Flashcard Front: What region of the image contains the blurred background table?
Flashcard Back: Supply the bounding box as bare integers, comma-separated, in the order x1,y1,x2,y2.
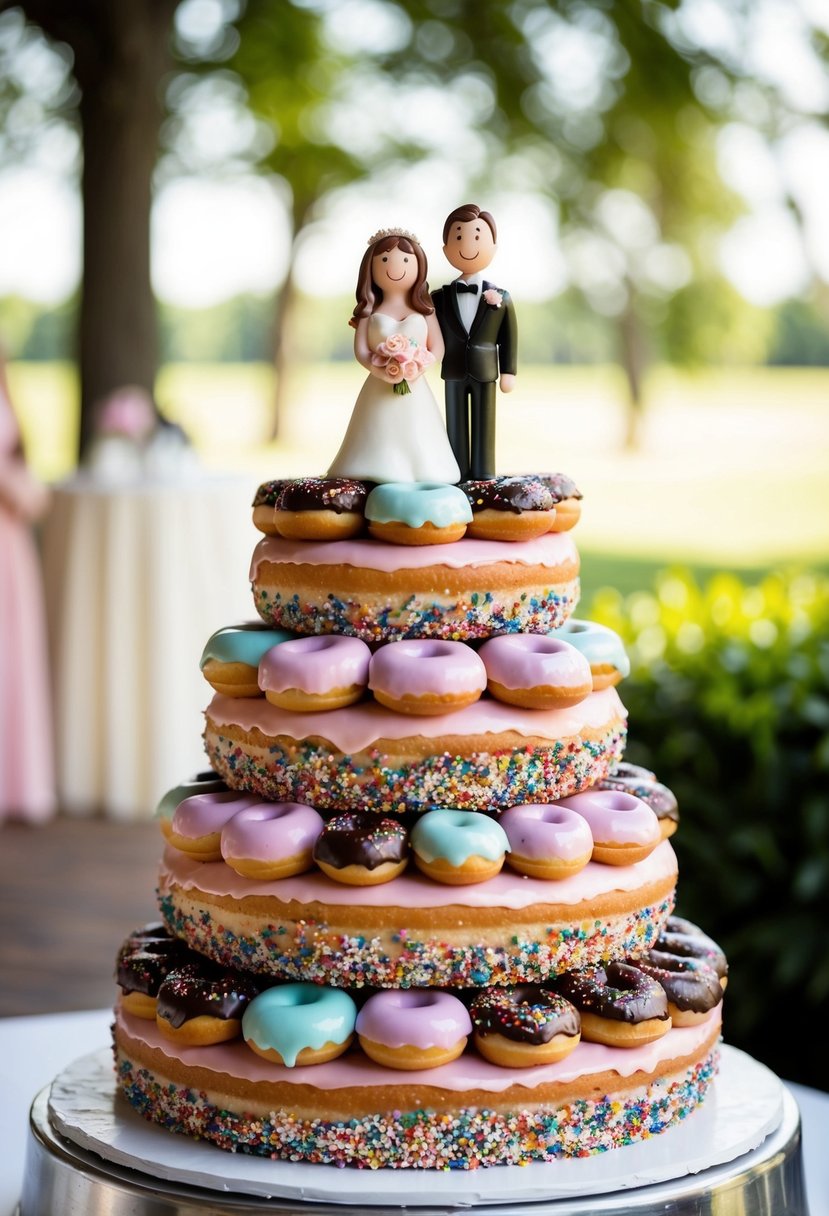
41,472,255,819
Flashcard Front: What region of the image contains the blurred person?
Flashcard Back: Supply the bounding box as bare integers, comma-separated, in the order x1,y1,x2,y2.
0,351,56,822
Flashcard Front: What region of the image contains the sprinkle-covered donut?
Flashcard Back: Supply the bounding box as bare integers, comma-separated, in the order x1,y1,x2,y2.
460,476,555,541
478,634,593,710
155,960,260,1046
365,481,472,545
169,790,262,862
200,622,295,698
220,801,324,881
549,619,630,690
155,771,227,841
368,639,487,716
258,634,372,712
312,812,409,886
356,990,472,1070
554,960,670,1048
274,477,370,541
410,809,510,885
628,952,724,1027
242,983,357,1066
116,924,192,1019
252,479,292,535
470,986,581,1067
534,472,583,532
559,789,661,866
655,915,729,986
599,762,679,840
499,803,594,881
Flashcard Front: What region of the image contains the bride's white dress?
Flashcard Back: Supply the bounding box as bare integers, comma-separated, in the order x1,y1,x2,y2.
327,312,461,484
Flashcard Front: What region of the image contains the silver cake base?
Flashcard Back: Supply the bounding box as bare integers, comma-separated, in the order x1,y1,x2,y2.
20,1046,809,1215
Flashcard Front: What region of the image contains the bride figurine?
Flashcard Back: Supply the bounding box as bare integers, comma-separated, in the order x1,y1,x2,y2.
327,228,461,484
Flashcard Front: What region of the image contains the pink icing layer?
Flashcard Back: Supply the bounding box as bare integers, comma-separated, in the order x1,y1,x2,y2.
206,686,626,754
220,802,324,864
172,792,263,840
479,635,592,692
559,790,661,847
258,635,371,696
117,1005,720,1093
369,640,487,700
355,990,473,1051
160,839,677,910
499,804,594,862
250,530,578,576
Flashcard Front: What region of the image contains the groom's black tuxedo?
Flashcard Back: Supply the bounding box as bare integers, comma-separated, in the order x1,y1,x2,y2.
431,279,517,481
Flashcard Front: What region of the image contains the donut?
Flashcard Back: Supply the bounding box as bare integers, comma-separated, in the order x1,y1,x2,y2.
628,953,724,1027
470,986,581,1067
368,639,487,716
356,990,472,1070
460,476,555,541
559,789,661,866
365,481,472,545
478,634,593,710
242,983,357,1066
116,923,191,1019
499,803,593,881
220,801,325,880
312,812,409,886
534,472,583,532
258,635,371,712
200,622,295,698
251,479,292,535
154,771,227,842
410,809,509,885
599,761,679,840
273,477,370,541
655,915,729,987
155,960,259,1046
549,619,630,690
554,961,671,1047
168,790,262,862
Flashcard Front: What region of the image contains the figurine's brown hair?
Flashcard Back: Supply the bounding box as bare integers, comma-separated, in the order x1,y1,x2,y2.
351,235,433,327
443,204,497,245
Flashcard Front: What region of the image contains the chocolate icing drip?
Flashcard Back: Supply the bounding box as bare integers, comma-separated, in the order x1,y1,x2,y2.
276,477,371,514
252,479,292,507
460,476,553,514
116,924,191,996
656,916,728,979
313,813,409,871
532,472,583,502
599,762,679,824
471,985,580,1045
633,953,724,1013
156,962,260,1029
554,961,669,1024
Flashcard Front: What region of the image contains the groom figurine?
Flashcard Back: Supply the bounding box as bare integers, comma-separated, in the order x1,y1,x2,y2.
432,203,517,481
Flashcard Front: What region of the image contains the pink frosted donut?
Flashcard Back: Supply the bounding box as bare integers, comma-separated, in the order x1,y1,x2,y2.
559,790,661,866
258,635,371,712
478,635,593,709
169,791,263,862
355,989,472,1070
500,804,594,881
368,639,487,716
221,801,325,881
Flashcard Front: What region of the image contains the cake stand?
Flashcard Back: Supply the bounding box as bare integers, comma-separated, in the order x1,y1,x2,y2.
19,1045,809,1215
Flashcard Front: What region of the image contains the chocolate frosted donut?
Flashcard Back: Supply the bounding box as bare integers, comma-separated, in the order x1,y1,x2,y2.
156,960,260,1045
655,915,728,983
629,953,724,1026
600,762,679,839
532,472,583,532
313,812,409,886
116,924,192,1017
471,985,581,1067
461,476,555,541
273,477,371,541
554,960,670,1047
252,479,293,535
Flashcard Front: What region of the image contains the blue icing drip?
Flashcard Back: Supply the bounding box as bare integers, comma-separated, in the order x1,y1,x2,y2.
200,624,295,669
549,618,630,677
411,809,510,865
365,482,472,529
241,983,357,1067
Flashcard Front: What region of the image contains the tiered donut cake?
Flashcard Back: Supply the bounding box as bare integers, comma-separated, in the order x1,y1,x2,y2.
113,474,725,1169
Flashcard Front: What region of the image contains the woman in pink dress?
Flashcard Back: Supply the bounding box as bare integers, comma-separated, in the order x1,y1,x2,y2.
0,355,56,821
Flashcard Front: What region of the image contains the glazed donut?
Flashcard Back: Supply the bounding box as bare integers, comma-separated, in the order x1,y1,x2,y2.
460,476,555,541
155,960,259,1046
168,790,262,862
252,479,292,535
534,472,583,532
654,915,729,987
410,809,509,885
478,634,593,710
312,812,409,886
499,803,594,881
365,481,472,545
628,953,724,1027
200,622,295,698
599,762,679,840
154,771,227,842
368,639,486,716
116,924,192,1019
242,983,357,1066
273,477,370,541
554,961,670,1048
220,801,324,881
258,634,371,712
549,619,630,690
470,986,581,1068
559,789,661,866
356,990,472,1070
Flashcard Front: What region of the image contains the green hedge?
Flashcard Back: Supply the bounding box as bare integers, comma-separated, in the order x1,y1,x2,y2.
588,569,829,1090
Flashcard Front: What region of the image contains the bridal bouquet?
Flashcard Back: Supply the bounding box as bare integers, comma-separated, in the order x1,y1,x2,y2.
371,332,436,395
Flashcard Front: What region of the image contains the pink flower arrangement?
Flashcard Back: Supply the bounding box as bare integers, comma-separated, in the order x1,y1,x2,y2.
371,333,436,395
483,288,503,308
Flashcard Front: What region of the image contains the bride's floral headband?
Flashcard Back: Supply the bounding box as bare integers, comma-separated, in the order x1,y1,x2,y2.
366,226,420,245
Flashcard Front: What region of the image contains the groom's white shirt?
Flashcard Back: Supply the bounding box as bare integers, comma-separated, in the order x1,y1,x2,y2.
454,271,485,332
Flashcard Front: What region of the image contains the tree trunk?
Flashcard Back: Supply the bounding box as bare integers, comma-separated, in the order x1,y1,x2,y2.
270,255,299,443
618,297,648,450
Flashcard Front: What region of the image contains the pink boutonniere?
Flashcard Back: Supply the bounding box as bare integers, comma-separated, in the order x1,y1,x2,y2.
483,288,503,308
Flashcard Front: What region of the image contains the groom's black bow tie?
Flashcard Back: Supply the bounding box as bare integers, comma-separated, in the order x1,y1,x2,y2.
455,281,479,294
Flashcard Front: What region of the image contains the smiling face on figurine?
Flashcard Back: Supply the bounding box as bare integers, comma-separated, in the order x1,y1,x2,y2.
372,245,419,293
443,218,497,276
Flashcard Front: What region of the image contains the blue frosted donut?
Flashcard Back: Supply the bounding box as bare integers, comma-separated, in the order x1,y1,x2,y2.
549,619,630,690
366,481,472,545
242,983,357,1067
200,622,295,697
410,809,510,885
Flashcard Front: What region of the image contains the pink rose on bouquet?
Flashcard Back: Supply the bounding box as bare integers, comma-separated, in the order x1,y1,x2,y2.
483,288,503,308
371,332,436,395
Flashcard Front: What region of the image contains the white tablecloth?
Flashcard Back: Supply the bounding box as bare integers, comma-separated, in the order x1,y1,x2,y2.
41,474,255,818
